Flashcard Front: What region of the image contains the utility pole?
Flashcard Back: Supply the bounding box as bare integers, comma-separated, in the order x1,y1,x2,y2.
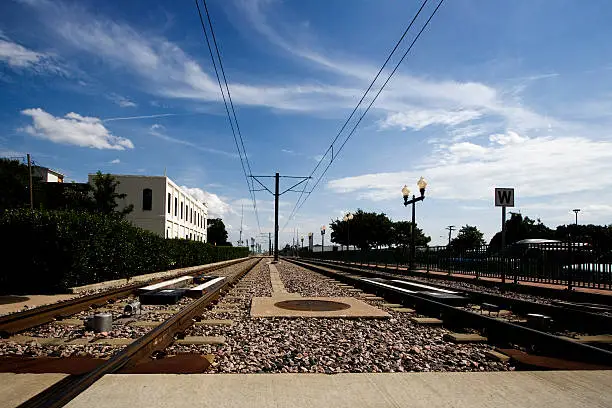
27,154,33,209
274,172,280,262
250,173,310,263
446,225,456,246
238,204,244,247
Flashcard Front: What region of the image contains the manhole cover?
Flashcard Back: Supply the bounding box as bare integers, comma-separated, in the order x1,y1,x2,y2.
274,300,351,312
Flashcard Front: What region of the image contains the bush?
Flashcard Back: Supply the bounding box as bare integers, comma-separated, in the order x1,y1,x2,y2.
0,209,248,294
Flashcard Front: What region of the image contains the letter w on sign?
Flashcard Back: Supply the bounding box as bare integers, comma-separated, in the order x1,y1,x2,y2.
495,188,514,207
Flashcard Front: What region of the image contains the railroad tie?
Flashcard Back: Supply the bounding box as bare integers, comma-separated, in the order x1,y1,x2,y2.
443,332,488,344
410,317,443,325
175,336,226,345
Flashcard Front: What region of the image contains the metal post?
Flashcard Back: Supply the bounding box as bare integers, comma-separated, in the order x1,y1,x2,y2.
567,238,573,291
410,195,416,271
27,154,33,210
269,232,272,256
321,232,324,254
273,172,279,262
501,206,506,284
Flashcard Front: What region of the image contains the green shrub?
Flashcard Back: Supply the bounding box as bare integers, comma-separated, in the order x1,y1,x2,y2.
0,209,248,294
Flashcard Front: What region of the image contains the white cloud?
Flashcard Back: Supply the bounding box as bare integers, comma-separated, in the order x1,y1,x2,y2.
107,93,137,108
110,158,120,164
327,130,612,203
0,37,62,73
380,109,483,131
20,108,134,150
181,186,232,217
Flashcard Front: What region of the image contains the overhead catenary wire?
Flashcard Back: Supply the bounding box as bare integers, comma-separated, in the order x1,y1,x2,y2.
194,0,262,232
283,0,445,230
285,0,430,227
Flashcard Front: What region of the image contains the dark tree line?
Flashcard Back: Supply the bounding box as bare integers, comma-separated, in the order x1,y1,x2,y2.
329,209,430,251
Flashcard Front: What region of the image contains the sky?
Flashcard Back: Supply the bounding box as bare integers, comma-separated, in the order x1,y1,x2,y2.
2,0,612,249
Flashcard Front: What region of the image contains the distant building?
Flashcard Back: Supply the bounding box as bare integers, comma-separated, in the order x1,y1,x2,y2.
88,174,207,241
32,166,64,183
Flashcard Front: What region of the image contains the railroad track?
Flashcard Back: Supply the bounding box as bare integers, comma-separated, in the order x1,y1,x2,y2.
0,257,249,337
300,258,612,334
286,258,612,367
13,257,261,408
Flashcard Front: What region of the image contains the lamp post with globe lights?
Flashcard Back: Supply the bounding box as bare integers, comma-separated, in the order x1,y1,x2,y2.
402,177,428,271
343,212,354,252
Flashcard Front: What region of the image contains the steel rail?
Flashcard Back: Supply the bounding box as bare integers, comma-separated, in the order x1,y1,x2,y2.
302,258,612,333
0,257,250,337
18,258,261,408
286,258,612,367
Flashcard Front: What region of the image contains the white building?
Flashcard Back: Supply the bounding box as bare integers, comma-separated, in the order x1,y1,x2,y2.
87,174,208,241
33,166,64,183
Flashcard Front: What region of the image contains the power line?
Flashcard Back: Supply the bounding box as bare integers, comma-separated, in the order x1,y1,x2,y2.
284,0,445,229
194,0,261,233
286,0,430,227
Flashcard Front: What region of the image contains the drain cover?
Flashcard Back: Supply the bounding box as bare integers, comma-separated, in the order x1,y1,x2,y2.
274,299,351,312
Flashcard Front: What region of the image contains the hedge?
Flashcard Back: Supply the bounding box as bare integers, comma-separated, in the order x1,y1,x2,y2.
0,209,248,294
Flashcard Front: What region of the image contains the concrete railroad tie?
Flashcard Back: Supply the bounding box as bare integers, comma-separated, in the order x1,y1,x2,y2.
175,336,226,345
410,317,443,325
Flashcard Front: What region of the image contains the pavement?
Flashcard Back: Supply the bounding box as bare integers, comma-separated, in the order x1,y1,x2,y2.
58,371,612,408
0,295,77,316
1,373,68,408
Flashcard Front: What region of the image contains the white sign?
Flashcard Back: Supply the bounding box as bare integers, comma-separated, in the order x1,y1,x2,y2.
495,188,514,207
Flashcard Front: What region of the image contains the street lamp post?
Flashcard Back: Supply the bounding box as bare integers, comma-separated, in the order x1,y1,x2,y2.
572,209,580,225
308,232,313,253
320,225,326,255
402,177,428,271
343,213,354,252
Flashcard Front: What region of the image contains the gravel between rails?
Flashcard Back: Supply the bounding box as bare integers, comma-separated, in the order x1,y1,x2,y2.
167,260,512,374
0,260,256,359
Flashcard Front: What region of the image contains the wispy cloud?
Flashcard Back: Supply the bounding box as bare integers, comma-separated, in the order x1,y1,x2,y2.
0,36,63,74
20,108,134,150
110,158,120,164
148,124,238,158
103,113,181,122
107,93,137,108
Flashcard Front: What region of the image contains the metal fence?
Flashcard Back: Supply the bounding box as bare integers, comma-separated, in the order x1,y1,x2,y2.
300,242,612,290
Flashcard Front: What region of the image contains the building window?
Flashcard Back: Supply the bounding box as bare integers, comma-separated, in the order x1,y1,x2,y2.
174,197,178,216
143,188,153,211
186,205,189,222
180,202,183,219
190,208,193,223
167,193,171,214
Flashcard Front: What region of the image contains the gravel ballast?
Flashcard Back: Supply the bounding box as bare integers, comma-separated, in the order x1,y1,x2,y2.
168,260,512,373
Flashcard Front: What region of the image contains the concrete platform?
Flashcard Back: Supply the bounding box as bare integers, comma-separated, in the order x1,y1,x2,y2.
0,295,76,316
63,371,612,408
1,373,68,408
250,296,390,318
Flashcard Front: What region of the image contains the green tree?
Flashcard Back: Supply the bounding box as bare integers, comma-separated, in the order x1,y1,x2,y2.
0,159,34,210
392,221,431,250
330,209,394,251
450,225,485,251
207,218,228,245
90,171,133,217
489,213,554,250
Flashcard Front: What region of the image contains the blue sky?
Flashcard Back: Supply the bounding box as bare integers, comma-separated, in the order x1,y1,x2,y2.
2,0,612,248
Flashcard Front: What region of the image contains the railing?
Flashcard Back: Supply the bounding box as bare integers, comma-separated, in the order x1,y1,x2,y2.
300,243,612,290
